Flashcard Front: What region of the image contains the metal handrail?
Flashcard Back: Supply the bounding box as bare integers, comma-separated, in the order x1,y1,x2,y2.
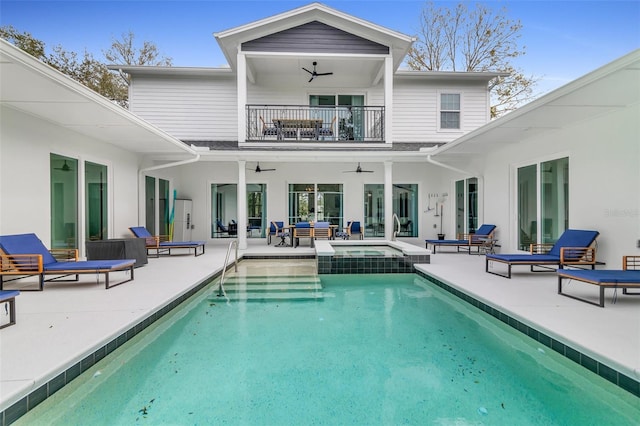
217,239,238,297
392,213,401,241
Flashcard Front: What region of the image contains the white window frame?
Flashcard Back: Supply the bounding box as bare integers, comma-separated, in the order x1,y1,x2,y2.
438,91,462,132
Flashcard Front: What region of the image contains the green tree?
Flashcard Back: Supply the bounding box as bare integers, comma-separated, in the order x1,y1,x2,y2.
0,26,171,108
407,2,538,117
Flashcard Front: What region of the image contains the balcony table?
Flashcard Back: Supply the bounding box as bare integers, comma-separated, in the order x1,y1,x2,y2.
273,118,323,140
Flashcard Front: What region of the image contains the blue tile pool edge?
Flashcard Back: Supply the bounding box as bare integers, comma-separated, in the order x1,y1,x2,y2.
414,269,640,399
0,264,235,426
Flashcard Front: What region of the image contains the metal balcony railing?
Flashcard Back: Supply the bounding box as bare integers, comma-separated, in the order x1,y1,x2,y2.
246,105,384,142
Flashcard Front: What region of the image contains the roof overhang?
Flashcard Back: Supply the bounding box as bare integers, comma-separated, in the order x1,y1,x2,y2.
429,49,640,164
214,2,415,73
0,39,196,156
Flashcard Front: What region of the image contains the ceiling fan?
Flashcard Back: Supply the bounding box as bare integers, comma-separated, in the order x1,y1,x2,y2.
54,160,73,172
302,61,333,82
343,163,374,173
250,162,276,173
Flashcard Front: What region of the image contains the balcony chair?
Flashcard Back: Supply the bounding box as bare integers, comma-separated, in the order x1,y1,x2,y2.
293,222,313,248
486,229,599,278
129,226,205,257
259,116,278,139
426,224,496,254
0,233,135,291
557,255,640,307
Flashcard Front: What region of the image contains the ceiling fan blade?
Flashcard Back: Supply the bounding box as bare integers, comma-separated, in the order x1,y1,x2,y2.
302,67,313,75
316,72,333,76
261,168,276,172
308,76,314,82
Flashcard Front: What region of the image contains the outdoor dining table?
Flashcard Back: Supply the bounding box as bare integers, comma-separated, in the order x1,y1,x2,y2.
273,118,323,140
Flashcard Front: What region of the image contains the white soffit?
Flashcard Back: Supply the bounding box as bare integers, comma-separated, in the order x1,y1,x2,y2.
0,40,195,156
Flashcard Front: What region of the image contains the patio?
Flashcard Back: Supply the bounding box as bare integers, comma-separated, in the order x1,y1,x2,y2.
1,239,638,421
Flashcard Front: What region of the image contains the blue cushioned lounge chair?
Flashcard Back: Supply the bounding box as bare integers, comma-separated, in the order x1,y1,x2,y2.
486,229,599,279
557,255,640,307
337,221,364,240
0,233,135,291
426,224,496,254
129,226,205,258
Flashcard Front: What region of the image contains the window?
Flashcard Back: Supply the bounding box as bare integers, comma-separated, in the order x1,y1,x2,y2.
393,184,418,237
517,157,569,250
211,184,238,238
247,184,267,238
145,176,170,236
440,93,460,129
364,184,384,238
288,183,343,227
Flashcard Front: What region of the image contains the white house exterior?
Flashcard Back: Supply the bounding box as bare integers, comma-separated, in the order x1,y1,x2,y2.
1,2,639,267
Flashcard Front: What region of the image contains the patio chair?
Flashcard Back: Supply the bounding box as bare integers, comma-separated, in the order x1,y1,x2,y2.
260,116,278,139
268,221,289,245
313,222,331,240
0,233,135,291
426,224,496,254
129,226,205,258
485,229,599,279
293,222,313,248
557,255,640,307
336,221,363,240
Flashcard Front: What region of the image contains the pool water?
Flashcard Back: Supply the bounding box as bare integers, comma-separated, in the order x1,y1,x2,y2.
17,273,639,425
331,244,402,257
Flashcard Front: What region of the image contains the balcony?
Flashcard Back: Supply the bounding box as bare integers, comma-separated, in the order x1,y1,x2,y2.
246,105,384,143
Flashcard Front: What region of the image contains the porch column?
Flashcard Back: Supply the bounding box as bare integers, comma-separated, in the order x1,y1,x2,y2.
384,56,393,144
237,52,247,143
384,161,393,240
237,160,247,250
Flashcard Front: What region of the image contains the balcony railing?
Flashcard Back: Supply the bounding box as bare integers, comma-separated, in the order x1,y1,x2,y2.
246,105,384,142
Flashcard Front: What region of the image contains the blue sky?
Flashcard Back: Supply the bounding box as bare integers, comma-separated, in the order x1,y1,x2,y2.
1,0,639,96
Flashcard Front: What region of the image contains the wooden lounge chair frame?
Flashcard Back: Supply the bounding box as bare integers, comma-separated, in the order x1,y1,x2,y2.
485,229,599,278
0,290,19,329
0,234,135,291
557,256,640,307
426,224,496,254
129,227,205,258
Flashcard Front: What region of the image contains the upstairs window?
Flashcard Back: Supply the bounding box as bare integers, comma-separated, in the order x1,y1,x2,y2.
440,93,461,129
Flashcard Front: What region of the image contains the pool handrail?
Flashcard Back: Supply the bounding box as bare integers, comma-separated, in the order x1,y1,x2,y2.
392,213,401,241
217,239,238,298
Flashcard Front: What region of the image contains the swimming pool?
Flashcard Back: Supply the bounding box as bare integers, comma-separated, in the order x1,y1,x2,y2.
15,271,640,425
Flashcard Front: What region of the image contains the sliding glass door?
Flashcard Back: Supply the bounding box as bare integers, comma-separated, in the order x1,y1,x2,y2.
211,184,238,238
364,184,384,238
393,184,418,237
85,161,108,241
288,183,343,226
50,154,78,249
247,184,266,238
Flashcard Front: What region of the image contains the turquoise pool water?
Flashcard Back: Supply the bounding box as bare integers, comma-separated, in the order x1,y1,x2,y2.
17,274,639,425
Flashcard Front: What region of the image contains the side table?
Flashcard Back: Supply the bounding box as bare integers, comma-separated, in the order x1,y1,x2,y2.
86,238,148,267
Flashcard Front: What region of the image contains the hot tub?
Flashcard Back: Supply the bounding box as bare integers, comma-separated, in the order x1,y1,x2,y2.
315,240,430,274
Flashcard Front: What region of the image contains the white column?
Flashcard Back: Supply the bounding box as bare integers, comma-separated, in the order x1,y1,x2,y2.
237,160,247,249
384,161,393,240
237,52,247,143
384,56,393,144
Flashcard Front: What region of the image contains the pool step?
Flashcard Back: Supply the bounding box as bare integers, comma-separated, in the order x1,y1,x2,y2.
213,275,326,302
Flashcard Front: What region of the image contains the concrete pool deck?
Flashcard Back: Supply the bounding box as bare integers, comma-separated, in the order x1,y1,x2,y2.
1,238,638,419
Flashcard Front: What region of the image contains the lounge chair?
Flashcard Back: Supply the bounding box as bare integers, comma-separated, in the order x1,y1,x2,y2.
557,255,640,307
0,290,19,328
129,226,205,258
0,233,135,291
293,222,313,248
485,229,599,278
426,224,497,254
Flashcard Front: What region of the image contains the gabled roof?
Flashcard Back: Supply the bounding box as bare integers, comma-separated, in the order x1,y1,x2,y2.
0,39,196,156
214,2,415,72
430,48,640,163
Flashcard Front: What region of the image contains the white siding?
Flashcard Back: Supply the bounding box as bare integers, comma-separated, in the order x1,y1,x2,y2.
130,74,237,141
392,79,489,143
